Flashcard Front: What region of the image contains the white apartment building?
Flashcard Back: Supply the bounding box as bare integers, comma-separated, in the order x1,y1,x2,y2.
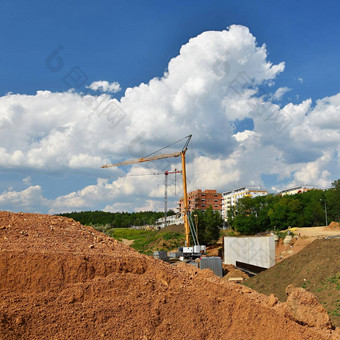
278,185,316,196
155,214,184,229
222,186,268,221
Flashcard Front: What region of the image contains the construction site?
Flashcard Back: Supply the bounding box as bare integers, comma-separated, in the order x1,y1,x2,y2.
2,0,340,338
1,134,340,339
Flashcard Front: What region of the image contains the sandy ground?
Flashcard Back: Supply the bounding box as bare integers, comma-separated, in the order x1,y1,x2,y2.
121,238,134,246
275,225,340,262
295,226,340,238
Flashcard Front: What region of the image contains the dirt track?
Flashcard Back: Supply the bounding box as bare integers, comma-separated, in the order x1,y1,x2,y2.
295,226,340,238
0,212,338,339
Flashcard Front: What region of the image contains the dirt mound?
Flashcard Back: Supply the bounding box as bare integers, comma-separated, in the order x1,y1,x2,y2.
206,244,223,257
0,212,337,339
222,264,249,281
161,223,185,233
275,236,316,262
282,285,332,329
245,238,340,328
224,269,249,281
327,221,340,230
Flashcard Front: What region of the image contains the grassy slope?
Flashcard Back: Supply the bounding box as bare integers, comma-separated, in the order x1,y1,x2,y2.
98,227,185,255
244,238,340,327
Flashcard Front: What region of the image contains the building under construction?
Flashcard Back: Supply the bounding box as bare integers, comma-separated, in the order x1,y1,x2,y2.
178,189,222,215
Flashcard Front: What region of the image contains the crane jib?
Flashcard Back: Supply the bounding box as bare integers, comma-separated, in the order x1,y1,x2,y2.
101,135,192,246
101,151,182,168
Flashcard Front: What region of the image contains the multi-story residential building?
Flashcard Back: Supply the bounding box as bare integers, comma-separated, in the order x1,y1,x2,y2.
155,214,184,229
222,186,268,221
178,189,222,215
278,185,316,196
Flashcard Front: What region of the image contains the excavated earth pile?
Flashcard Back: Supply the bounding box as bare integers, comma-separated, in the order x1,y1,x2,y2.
0,212,338,339
245,237,340,328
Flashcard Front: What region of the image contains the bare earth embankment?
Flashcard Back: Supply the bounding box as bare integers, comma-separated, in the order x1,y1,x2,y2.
0,212,338,339
246,237,340,328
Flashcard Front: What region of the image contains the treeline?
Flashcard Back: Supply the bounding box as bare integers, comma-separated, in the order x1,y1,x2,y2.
58,210,176,228
228,180,340,234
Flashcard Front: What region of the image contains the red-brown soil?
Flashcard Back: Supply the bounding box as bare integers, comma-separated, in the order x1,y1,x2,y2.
0,212,338,339
222,265,250,281
327,222,340,230
283,285,332,329
245,237,340,328
275,236,315,262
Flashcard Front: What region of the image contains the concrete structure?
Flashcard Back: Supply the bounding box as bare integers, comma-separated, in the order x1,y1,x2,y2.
155,215,183,229
178,189,222,215
222,186,268,221
153,251,168,260
199,257,223,277
224,236,275,272
278,185,316,196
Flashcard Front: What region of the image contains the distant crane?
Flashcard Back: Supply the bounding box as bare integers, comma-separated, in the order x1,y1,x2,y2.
102,135,192,246
163,169,182,228
112,169,182,228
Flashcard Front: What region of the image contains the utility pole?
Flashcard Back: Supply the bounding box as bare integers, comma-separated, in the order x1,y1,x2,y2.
320,199,328,226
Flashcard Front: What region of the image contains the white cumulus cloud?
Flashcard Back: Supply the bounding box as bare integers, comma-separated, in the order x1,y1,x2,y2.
0,185,49,212
272,87,291,100
87,81,121,93
0,25,339,213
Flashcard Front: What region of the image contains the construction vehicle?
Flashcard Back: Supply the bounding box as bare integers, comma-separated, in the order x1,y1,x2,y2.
101,135,206,259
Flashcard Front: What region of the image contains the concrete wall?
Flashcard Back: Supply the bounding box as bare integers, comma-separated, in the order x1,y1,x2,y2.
224,236,275,269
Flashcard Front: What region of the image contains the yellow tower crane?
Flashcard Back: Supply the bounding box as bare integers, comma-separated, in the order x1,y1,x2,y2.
101,135,192,246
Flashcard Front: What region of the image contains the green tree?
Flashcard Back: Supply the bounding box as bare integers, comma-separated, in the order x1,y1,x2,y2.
268,196,291,229
192,206,223,245
286,198,303,226
231,196,261,234
300,190,324,226
225,181,340,233
58,210,166,228
227,205,236,228
325,180,340,222
253,195,273,230
233,214,257,234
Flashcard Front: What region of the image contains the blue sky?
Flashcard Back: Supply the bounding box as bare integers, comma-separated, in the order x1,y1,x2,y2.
0,0,340,214
2,1,339,100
